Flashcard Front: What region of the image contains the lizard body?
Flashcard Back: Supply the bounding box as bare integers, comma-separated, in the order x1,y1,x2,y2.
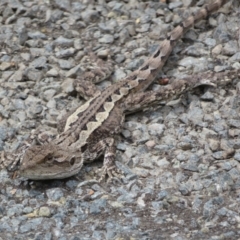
1,0,232,180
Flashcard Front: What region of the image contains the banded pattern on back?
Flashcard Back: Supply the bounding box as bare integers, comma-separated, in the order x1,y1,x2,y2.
2,0,230,181
57,0,228,148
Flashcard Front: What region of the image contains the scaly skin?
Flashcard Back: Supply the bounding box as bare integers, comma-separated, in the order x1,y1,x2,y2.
1,0,230,181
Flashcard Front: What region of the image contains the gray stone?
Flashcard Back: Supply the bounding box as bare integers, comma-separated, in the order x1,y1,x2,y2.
203,197,224,219
222,40,238,56
89,199,107,214
204,38,216,47
46,68,59,77
55,48,76,58
61,78,75,93
19,218,43,233
28,31,47,39
228,119,240,128
30,56,47,69
212,150,235,160
17,26,28,45
8,70,23,82
0,62,13,71
200,91,214,101
46,188,64,201
99,34,114,44
66,64,81,77
181,163,199,172
81,10,99,22
148,123,165,136
54,36,73,48
58,59,75,70
54,0,70,11
24,68,42,81
169,2,183,9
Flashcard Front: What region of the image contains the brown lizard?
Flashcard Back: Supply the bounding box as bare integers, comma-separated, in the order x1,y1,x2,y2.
1,0,235,181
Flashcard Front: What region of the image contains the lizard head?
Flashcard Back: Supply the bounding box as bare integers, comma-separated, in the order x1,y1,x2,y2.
19,144,83,180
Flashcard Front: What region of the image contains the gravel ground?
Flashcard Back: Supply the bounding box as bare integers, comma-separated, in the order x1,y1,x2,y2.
1,0,240,239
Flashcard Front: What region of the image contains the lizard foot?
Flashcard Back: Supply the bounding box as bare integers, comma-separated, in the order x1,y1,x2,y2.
96,165,123,183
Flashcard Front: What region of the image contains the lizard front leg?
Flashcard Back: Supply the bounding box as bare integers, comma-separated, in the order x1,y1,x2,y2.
74,51,114,100
83,137,122,182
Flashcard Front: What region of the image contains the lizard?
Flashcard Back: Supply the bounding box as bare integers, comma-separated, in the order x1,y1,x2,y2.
1,0,235,181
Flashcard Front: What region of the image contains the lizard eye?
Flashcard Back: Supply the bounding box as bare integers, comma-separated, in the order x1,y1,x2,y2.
70,157,75,166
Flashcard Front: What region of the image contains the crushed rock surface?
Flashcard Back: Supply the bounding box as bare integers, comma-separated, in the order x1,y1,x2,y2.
1,0,240,239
